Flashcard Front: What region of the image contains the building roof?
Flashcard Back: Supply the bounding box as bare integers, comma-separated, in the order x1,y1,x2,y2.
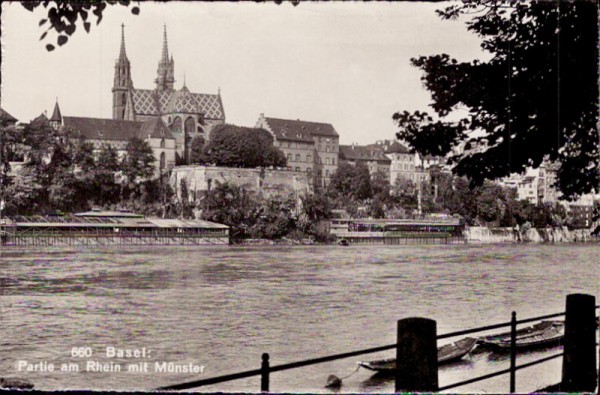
131,87,224,119
140,116,175,139
0,107,18,125
264,117,338,142
63,116,174,142
339,145,391,163
50,101,62,122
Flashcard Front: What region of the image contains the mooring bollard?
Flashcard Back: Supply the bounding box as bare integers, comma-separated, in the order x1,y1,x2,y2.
261,352,270,392
509,311,517,393
395,317,438,392
561,293,597,392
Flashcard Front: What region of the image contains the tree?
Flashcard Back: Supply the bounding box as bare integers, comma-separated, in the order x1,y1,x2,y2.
391,177,417,210
189,135,206,165
249,193,297,239
21,1,141,52
201,182,261,238
394,1,598,200
121,138,155,196
92,144,121,206
328,162,372,202
201,124,287,168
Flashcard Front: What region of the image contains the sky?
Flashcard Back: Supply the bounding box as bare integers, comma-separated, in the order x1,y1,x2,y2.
1,1,488,145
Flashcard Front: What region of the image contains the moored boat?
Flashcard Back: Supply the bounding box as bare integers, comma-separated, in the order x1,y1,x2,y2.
358,337,477,372
478,321,565,350
338,238,349,246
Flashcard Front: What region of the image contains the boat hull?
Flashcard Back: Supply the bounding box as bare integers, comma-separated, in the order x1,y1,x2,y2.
358,337,477,372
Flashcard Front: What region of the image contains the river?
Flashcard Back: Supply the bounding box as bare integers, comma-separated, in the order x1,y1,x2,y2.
0,244,598,392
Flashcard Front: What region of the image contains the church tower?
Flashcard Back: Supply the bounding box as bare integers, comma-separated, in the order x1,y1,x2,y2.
155,25,175,91
112,24,132,120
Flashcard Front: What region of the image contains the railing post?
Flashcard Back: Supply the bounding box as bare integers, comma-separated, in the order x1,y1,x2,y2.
395,317,438,392
261,353,270,392
561,293,596,392
509,311,517,393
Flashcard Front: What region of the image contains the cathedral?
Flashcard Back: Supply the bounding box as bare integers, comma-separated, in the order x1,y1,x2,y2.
111,24,225,164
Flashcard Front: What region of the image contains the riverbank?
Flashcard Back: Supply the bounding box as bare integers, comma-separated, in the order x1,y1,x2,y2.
465,226,595,244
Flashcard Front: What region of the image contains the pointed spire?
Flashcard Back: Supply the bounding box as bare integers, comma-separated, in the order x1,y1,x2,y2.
161,24,169,63
183,72,186,88
50,98,62,122
119,23,127,60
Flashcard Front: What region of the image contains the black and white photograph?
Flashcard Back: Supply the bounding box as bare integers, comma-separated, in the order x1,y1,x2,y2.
0,0,598,393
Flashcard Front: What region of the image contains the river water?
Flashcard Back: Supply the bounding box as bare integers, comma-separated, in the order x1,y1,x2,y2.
0,244,598,392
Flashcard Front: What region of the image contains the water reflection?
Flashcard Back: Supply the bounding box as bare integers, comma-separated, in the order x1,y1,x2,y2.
0,244,597,392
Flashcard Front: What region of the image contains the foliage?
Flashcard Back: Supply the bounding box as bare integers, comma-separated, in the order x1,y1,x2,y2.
120,137,156,197
21,1,142,51
201,124,287,168
200,182,261,238
189,135,206,165
249,194,297,239
328,162,372,201
394,1,598,200
391,177,417,210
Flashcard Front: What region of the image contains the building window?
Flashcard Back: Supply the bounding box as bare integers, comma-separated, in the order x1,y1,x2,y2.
287,154,292,161
160,152,166,169
295,167,301,172
307,167,312,174
295,154,300,161
307,154,312,162
171,116,182,133
325,170,329,177
326,158,330,165
326,146,330,153
160,139,165,148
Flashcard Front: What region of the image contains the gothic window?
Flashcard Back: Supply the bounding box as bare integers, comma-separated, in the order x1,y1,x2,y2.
185,117,195,136
160,139,165,148
160,152,166,169
172,116,182,133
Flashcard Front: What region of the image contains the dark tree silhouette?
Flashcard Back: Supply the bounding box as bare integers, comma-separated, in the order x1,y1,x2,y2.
394,1,598,200
21,1,142,51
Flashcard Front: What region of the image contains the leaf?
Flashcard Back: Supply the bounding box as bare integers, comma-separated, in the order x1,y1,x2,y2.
40,31,48,40
39,18,47,26
131,6,140,15
65,24,76,36
57,35,68,46
46,44,55,52
84,22,91,33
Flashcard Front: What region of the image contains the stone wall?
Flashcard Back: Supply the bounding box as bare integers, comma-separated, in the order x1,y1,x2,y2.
170,165,311,200
465,226,594,244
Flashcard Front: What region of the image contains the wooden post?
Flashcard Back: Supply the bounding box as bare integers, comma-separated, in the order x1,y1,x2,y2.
509,311,517,393
561,293,596,392
261,353,270,392
395,317,438,392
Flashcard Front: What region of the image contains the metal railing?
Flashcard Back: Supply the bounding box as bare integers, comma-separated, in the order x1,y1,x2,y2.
156,299,598,393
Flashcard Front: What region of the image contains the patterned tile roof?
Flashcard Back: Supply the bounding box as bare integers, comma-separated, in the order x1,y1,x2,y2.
63,116,174,142
131,88,224,120
264,117,338,142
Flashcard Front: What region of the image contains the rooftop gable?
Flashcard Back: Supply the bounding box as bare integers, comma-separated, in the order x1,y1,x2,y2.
62,116,165,142
264,117,339,142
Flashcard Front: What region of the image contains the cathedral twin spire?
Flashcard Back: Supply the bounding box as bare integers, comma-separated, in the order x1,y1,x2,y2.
156,24,175,91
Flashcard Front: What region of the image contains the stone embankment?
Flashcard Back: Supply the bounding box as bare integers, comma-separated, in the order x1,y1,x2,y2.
464,226,594,244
